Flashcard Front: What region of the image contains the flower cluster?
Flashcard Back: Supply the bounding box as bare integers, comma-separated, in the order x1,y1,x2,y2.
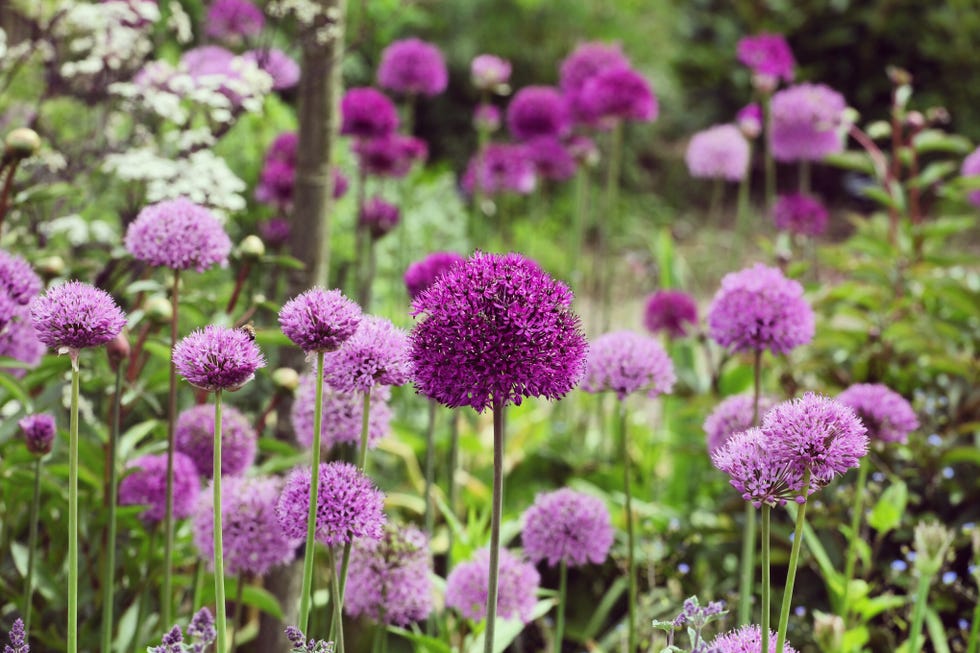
462,143,536,196
710,625,798,652
243,48,300,91
3,618,27,653
471,54,511,93
525,136,577,181
703,393,776,456
573,65,657,128
119,452,200,524
960,146,980,207
0,305,44,377
772,193,829,236
278,288,362,354
175,404,257,478
522,488,613,567
359,197,400,239
643,290,698,338
352,134,427,178
445,548,540,622
559,42,630,124
148,608,216,653
403,251,464,300
770,83,847,162
506,86,569,141
711,428,802,507
837,383,919,443
736,103,763,139
284,627,334,653
291,372,392,452
125,198,232,272
581,330,675,400
322,316,411,393
685,124,750,182
736,33,795,87
205,0,265,43
173,325,266,392
0,250,41,330
19,413,56,456
30,281,127,353
341,88,399,139
377,38,448,96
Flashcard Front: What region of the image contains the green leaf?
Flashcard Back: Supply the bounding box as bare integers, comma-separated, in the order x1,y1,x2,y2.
912,129,972,155
388,627,453,653
467,598,557,653
867,480,907,535
198,577,284,619
823,151,877,175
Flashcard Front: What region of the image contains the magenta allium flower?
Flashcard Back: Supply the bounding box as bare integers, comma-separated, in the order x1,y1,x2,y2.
30,281,127,353
522,488,613,567
175,404,257,478
770,83,847,162
265,131,298,165
291,373,392,452
259,218,291,248
410,251,588,412
125,198,232,272
344,524,434,625
560,42,631,123
643,290,698,339
377,38,448,97
404,251,465,300
119,452,200,524
712,428,802,507
322,316,411,393
278,288,362,354
473,104,502,133
772,193,829,236
960,146,980,207
736,34,795,85
837,383,919,444
471,54,511,93
737,103,763,139
703,393,776,456
359,197,400,239
707,263,814,355
255,159,294,207
525,136,577,181
193,475,297,577
0,249,41,311
461,143,537,196
276,462,386,546
20,413,56,456
242,48,299,90
332,167,350,198
353,134,428,178
172,325,266,392
711,625,798,653
576,66,657,128
685,124,750,182
581,330,675,401
205,0,264,41
341,88,399,139
445,548,540,623
0,305,45,377
506,86,570,141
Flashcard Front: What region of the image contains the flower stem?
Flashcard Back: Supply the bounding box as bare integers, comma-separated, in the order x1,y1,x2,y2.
448,409,460,569
100,366,123,653
709,177,724,225
68,353,80,653
738,504,756,627
163,268,180,629
776,473,811,653
763,92,776,214
213,390,228,653
907,570,932,653
424,399,437,538
484,399,506,653
357,386,372,472
231,573,245,653
736,149,752,235
618,401,636,653
554,560,568,653
23,456,41,634
761,505,771,653
298,350,326,632
571,167,589,289
328,547,346,653
966,592,980,653
841,458,870,618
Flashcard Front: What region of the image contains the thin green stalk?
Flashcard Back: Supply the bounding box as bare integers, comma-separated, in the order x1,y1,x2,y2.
101,366,123,653
213,390,228,653
424,399,437,538
163,268,180,629
448,409,460,569
298,350,326,632
192,559,204,610
354,167,368,304
571,168,589,288
68,353,80,653
738,505,756,626
775,473,811,653
599,122,623,333
761,505,771,653
135,528,159,651
231,573,245,653
23,457,41,634
618,401,636,653
328,547,346,653
966,593,980,653
907,571,933,653
751,349,762,426
357,387,372,472
763,92,776,213
484,399,506,653
841,459,870,617
554,560,568,653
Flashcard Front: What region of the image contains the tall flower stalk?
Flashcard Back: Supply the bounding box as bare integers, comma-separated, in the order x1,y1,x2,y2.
162,268,179,627
212,390,228,653
19,413,55,635
101,362,124,652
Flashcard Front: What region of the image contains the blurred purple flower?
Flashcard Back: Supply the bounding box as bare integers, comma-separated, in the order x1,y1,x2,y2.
704,393,776,456
461,143,536,196
506,86,570,141
575,66,657,128
359,197,400,239
205,0,264,42
0,304,44,377
837,383,919,443
445,548,540,622
581,330,675,400
278,287,362,354
119,452,200,524
685,124,750,181
242,48,299,90
20,413,56,456
341,87,399,139
353,134,427,178
471,54,511,93
126,198,232,271
960,146,980,206
172,325,266,392
771,83,847,162
524,136,576,181
560,42,630,123
259,218,291,248
643,290,698,338
772,193,829,236
404,251,465,300
736,34,795,87
30,281,127,353
0,249,41,310
522,488,613,567
473,103,502,133
377,38,448,96
175,404,257,478
737,103,763,139
291,371,392,452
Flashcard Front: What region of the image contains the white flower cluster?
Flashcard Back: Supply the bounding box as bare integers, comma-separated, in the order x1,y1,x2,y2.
166,0,193,44
267,0,342,43
54,0,160,79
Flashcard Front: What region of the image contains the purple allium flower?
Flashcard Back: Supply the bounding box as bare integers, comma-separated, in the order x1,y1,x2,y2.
770,83,847,162
643,290,698,339
265,131,298,165
332,167,349,199
30,281,127,353
278,288,362,354
706,263,814,355
567,135,600,166
175,404,257,478
255,159,295,207
193,475,297,577
772,193,829,236
172,325,266,392
341,88,399,139
837,383,919,444
575,66,657,128
704,393,777,456
461,143,537,196
445,548,540,623
410,251,588,412
737,103,763,139
353,134,428,178
119,452,200,524
377,38,448,97
522,488,613,567
125,198,232,272
685,124,750,182
359,197,400,239
4,618,28,653
580,330,675,401
736,34,795,86
322,316,411,393
0,249,41,309
710,624,799,653
291,371,392,452
242,48,299,90
0,304,45,378
471,54,511,93
473,104,502,133
404,251,465,300
205,0,265,41
960,146,980,207
525,136,577,181
19,413,56,456
344,524,434,625
506,86,570,141
276,461,386,546
560,42,631,123
259,218,291,248
712,428,802,507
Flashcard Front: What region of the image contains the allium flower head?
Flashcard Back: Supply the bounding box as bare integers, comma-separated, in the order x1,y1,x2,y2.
471,54,511,93
0,249,41,309
377,38,448,97
353,134,427,178
119,452,200,523
772,193,829,236
243,48,300,90
461,144,536,196
175,404,257,477
704,393,776,456
506,86,570,141
960,146,980,207
685,124,750,181
125,198,232,272
341,88,399,139
410,251,588,412
205,0,265,42
707,263,814,355
278,288,362,353
737,103,763,139
712,428,802,507
736,34,796,85
560,42,630,123
20,412,56,456
770,83,847,162
445,548,540,622
359,197,400,239
323,316,411,392
473,104,502,133
643,290,698,338
265,131,298,165
581,330,675,400
522,488,613,567
837,383,918,444
576,66,657,127
711,624,798,652
291,371,392,452
255,159,294,207
259,218,291,248
30,281,127,353
172,325,266,392
404,252,465,300
0,304,44,377
525,136,577,181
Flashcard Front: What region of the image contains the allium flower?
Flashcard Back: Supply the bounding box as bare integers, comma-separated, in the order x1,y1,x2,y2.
278,288,362,354
461,143,536,196
506,86,570,141
575,66,657,127
770,83,847,162
580,330,675,401
149,608,216,653
322,316,411,392
259,218,291,248
707,263,814,355
560,42,630,122
712,428,802,507
179,45,270,108
125,198,232,272
445,548,540,622
119,452,200,523
344,524,434,625
359,197,400,239
737,103,763,139
471,54,511,93
474,104,502,133
255,159,294,207
837,383,918,444
172,325,266,392
291,373,392,451
960,146,980,207
525,136,577,181
685,124,750,181
711,624,798,652
193,475,297,577
276,462,386,545
736,34,795,86
265,131,298,165
20,412,56,456
0,249,41,311
175,404,257,477
377,38,448,97
205,0,265,42
404,251,465,300
353,134,427,178
0,305,45,377
30,281,127,353
643,290,698,338
341,88,399,139
332,167,350,198
522,488,613,567
410,251,588,412
242,48,299,90
772,193,829,236
703,393,776,456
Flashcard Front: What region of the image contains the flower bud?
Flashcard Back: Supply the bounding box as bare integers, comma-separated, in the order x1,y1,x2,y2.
20,413,56,456
35,255,65,279
239,234,266,260
4,128,41,159
145,296,174,324
106,331,131,371
272,367,300,392
913,520,954,576
813,611,844,651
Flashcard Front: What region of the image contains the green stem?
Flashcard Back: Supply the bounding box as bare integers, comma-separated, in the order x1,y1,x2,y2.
328,548,346,653
841,459,870,618
761,505,771,653
966,591,980,653
484,399,506,653
907,571,932,653
68,353,80,653
298,350,326,632
599,122,623,334
135,528,159,651
618,401,636,653
738,504,756,626
763,92,776,214
163,268,180,629
775,473,811,653
752,349,762,426
23,457,41,634
192,559,204,610
101,366,123,653
357,387,372,472
447,409,460,570
554,560,567,653
213,390,228,653
571,168,589,288
424,400,437,538
231,573,244,653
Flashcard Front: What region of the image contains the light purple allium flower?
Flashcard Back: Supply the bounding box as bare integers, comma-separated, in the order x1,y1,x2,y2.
4,618,28,653
353,134,428,178
377,38,448,97
193,475,297,577
175,404,257,478
0,249,41,316
580,330,675,401
473,103,502,133
344,524,434,625
445,548,540,623
560,42,631,123
259,218,291,248
172,325,266,392
359,197,400,239
404,251,465,300
710,624,799,652
525,136,577,181
243,48,300,90
772,193,829,236
30,281,127,353
278,288,362,354
706,263,814,355
179,45,262,107
125,198,232,272
576,66,657,128
837,383,919,444
712,428,802,507
205,0,264,41
770,83,847,162
341,88,399,139
685,124,750,181
471,54,511,93
410,251,588,412
461,143,537,196
275,461,386,545
0,305,45,377
703,393,777,456
506,86,570,141
119,452,200,524
643,290,698,339
522,488,613,567
20,412,56,456
291,372,392,452
737,103,763,139
960,146,980,207
322,316,411,393
736,34,795,86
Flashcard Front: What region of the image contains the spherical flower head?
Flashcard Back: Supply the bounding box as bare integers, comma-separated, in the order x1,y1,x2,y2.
576,65,657,128
770,83,847,162
172,325,266,392
344,524,434,625
559,42,630,97
175,404,257,478
525,136,577,182
473,103,502,133
278,287,362,353
711,624,799,652
712,428,803,508
323,316,411,392
772,193,829,236
242,48,299,90
265,131,298,166
205,0,265,42
291,372,392,452
125,198,232,272
341,88,399,139
259,218,291,248
707,263,814,355
960,146,980,207
119,452,200,524
580,330,675,401
404,251,465,300
353,134,428,178
0,249,42,308
0,304,45,378
685,124,750,182
255,159,295,208
275,461,386,546
461,143,537,196
522,488,613,567
506,86,570,141
30,281,127,353
377,38,448,97
360,197,400,239
837,383,918,444
643,290,698,338
193,475,297,577
704,393,776,456
736,33,795,85
737,103,763,139
410,251,588,412
471,54,511,93
20,412,56,456
445,548,540,622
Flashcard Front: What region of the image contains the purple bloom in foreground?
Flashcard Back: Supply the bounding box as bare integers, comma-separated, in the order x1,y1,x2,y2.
525,136,577,182
119,452,200,524
736,34,795,86
30,281,127,352
576,66,657,128
772,193,829,236
704,393,776,456
359,197,400,239
711,624,799,652
685,124,750,182
837,383,918,444
353,134,427,178
0,305,44,377
581,330,675,401
125,198,232,272
175,404,257,478
4,618,28,653
243,48,300,90
291,370,392,452
20,413,56,456
446,548,540,623
522,488,613,567
205,0,265,42
172,325,266,392
341,88,399,139
471,54,511,93
507,86,570,141
770,83,847,162
960,146,980,207
737,103,763,139
712,428,802,507
643,290,698,338
377,38,448,97
278,287,362,354
323,316,411,393
462,143,536,196
404,251,465,300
